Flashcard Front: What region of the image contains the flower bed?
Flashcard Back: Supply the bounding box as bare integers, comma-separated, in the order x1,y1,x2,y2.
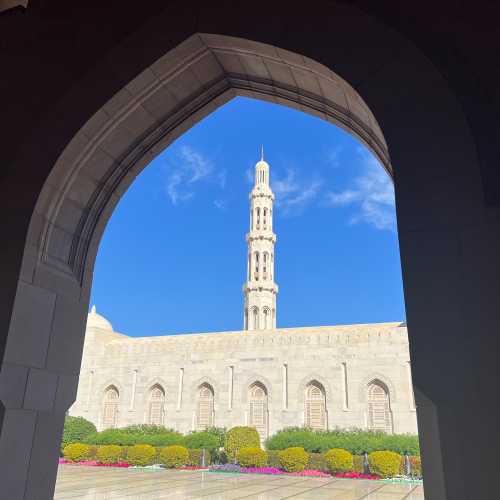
209,464,341,478
59,458,129,467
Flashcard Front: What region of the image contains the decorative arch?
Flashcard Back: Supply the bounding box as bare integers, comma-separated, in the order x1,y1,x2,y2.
296,374,332,406
241,375,274,405
358,373,397,404
366,379,393,434
262,307,271,329
304,381,327,431
247,381,269,440
102,384,120,429
196,383,215,430
189,376,219,401
147,384,166,425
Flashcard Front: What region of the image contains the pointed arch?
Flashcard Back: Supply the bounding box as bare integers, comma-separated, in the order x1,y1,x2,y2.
262,307,271,330
196,383,215,430
367,379,393,434
102,385,120,429
147,384,165,425
304,380,327,431
248,381,268,440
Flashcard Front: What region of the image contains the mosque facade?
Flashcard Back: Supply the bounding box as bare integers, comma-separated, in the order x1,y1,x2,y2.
69,155,418,438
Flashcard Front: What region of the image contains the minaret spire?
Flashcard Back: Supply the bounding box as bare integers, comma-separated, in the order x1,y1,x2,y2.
243,152,278,331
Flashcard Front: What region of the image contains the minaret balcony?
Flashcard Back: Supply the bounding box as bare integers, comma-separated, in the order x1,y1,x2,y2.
246,232,277,243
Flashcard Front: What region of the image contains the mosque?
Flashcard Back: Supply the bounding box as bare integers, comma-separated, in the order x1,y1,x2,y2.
69,154,418,438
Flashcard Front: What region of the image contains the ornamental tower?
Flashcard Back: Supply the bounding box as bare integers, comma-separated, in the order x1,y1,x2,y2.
243,148,278,331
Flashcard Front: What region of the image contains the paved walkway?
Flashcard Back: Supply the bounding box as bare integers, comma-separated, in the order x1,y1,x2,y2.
55,465,425,499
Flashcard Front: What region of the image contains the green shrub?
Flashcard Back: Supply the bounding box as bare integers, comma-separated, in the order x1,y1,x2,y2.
96,445,122,464
265,428,419,455
63,443,91,462
120,425,175,435
353,455,365,473
236,447,267,467
83,428,184,447
184,431,220,451
187,448,211,466
324,448,353,473
126,444,156,466
267,450,281,468
61,416,97,451
279,447,309,472
206,427,227,448
159,445,189,468
368,451,402,478
225,427,261,461
307,452,328,471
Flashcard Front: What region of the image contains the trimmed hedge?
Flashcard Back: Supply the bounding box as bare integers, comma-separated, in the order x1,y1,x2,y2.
368,451,402,478
96,445,122,464
62,417,97,451
279,447,309,472
184,431,220,451
324,448,353,473
159,445,189,468
237,447,267,467
127,444,156,466
83,429,184,447
187,448,212,466
63,443,91,462
265,428,419,455
225,427,260,461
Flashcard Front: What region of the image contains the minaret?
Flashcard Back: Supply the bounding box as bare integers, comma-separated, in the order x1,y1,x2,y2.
243,148,278,331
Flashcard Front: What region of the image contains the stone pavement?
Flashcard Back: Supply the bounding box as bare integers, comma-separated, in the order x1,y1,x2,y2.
54,465,425,499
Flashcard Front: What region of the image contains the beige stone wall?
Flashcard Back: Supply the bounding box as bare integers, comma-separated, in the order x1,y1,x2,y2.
70,318,418,437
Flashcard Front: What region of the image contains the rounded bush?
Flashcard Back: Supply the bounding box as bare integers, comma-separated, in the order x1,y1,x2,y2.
225,427,260,461
368,450,402,478
159,445,189,468
324,448,353,473
96,445,122,464
279,447,309,472
127,444,156,466
236,447,268,467
63,443,91,462
61,416,97,450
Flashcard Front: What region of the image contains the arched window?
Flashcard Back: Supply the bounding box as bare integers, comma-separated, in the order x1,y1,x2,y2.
102,386,119,429
256,207,260,228
197,383,215,430
367,381,393,433
263,208,267,228
148,385,165,425
263,252,268,279
248,382,268,439
263,307,270,329
252,307,259,330
304,382,327,431
254,252,259,280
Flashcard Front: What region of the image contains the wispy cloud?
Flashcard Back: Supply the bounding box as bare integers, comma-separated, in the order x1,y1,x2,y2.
326,150,395,231
271,169,322,215
165,145,221,205
325,146,342,168
214,199,227,210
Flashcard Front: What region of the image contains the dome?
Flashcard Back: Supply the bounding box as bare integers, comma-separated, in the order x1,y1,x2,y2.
86,305,113,331
255,159,269,169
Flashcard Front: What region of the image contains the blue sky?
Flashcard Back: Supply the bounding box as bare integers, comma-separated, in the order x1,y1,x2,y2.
90,97,405,337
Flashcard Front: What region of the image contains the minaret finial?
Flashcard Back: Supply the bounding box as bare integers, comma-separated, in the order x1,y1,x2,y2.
261,145,264,161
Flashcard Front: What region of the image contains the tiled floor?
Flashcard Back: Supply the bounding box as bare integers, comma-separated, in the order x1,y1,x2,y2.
54,465,425,499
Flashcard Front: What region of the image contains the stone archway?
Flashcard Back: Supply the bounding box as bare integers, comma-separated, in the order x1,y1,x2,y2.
0,6,485,498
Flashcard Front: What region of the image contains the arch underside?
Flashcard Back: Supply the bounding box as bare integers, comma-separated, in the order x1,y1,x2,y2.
31,33,390,296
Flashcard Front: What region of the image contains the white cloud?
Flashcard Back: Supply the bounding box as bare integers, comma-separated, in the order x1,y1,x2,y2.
165,145,219,205
326,150,396,231
214,199,227,210
325,146,342,168
271,169,322,215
